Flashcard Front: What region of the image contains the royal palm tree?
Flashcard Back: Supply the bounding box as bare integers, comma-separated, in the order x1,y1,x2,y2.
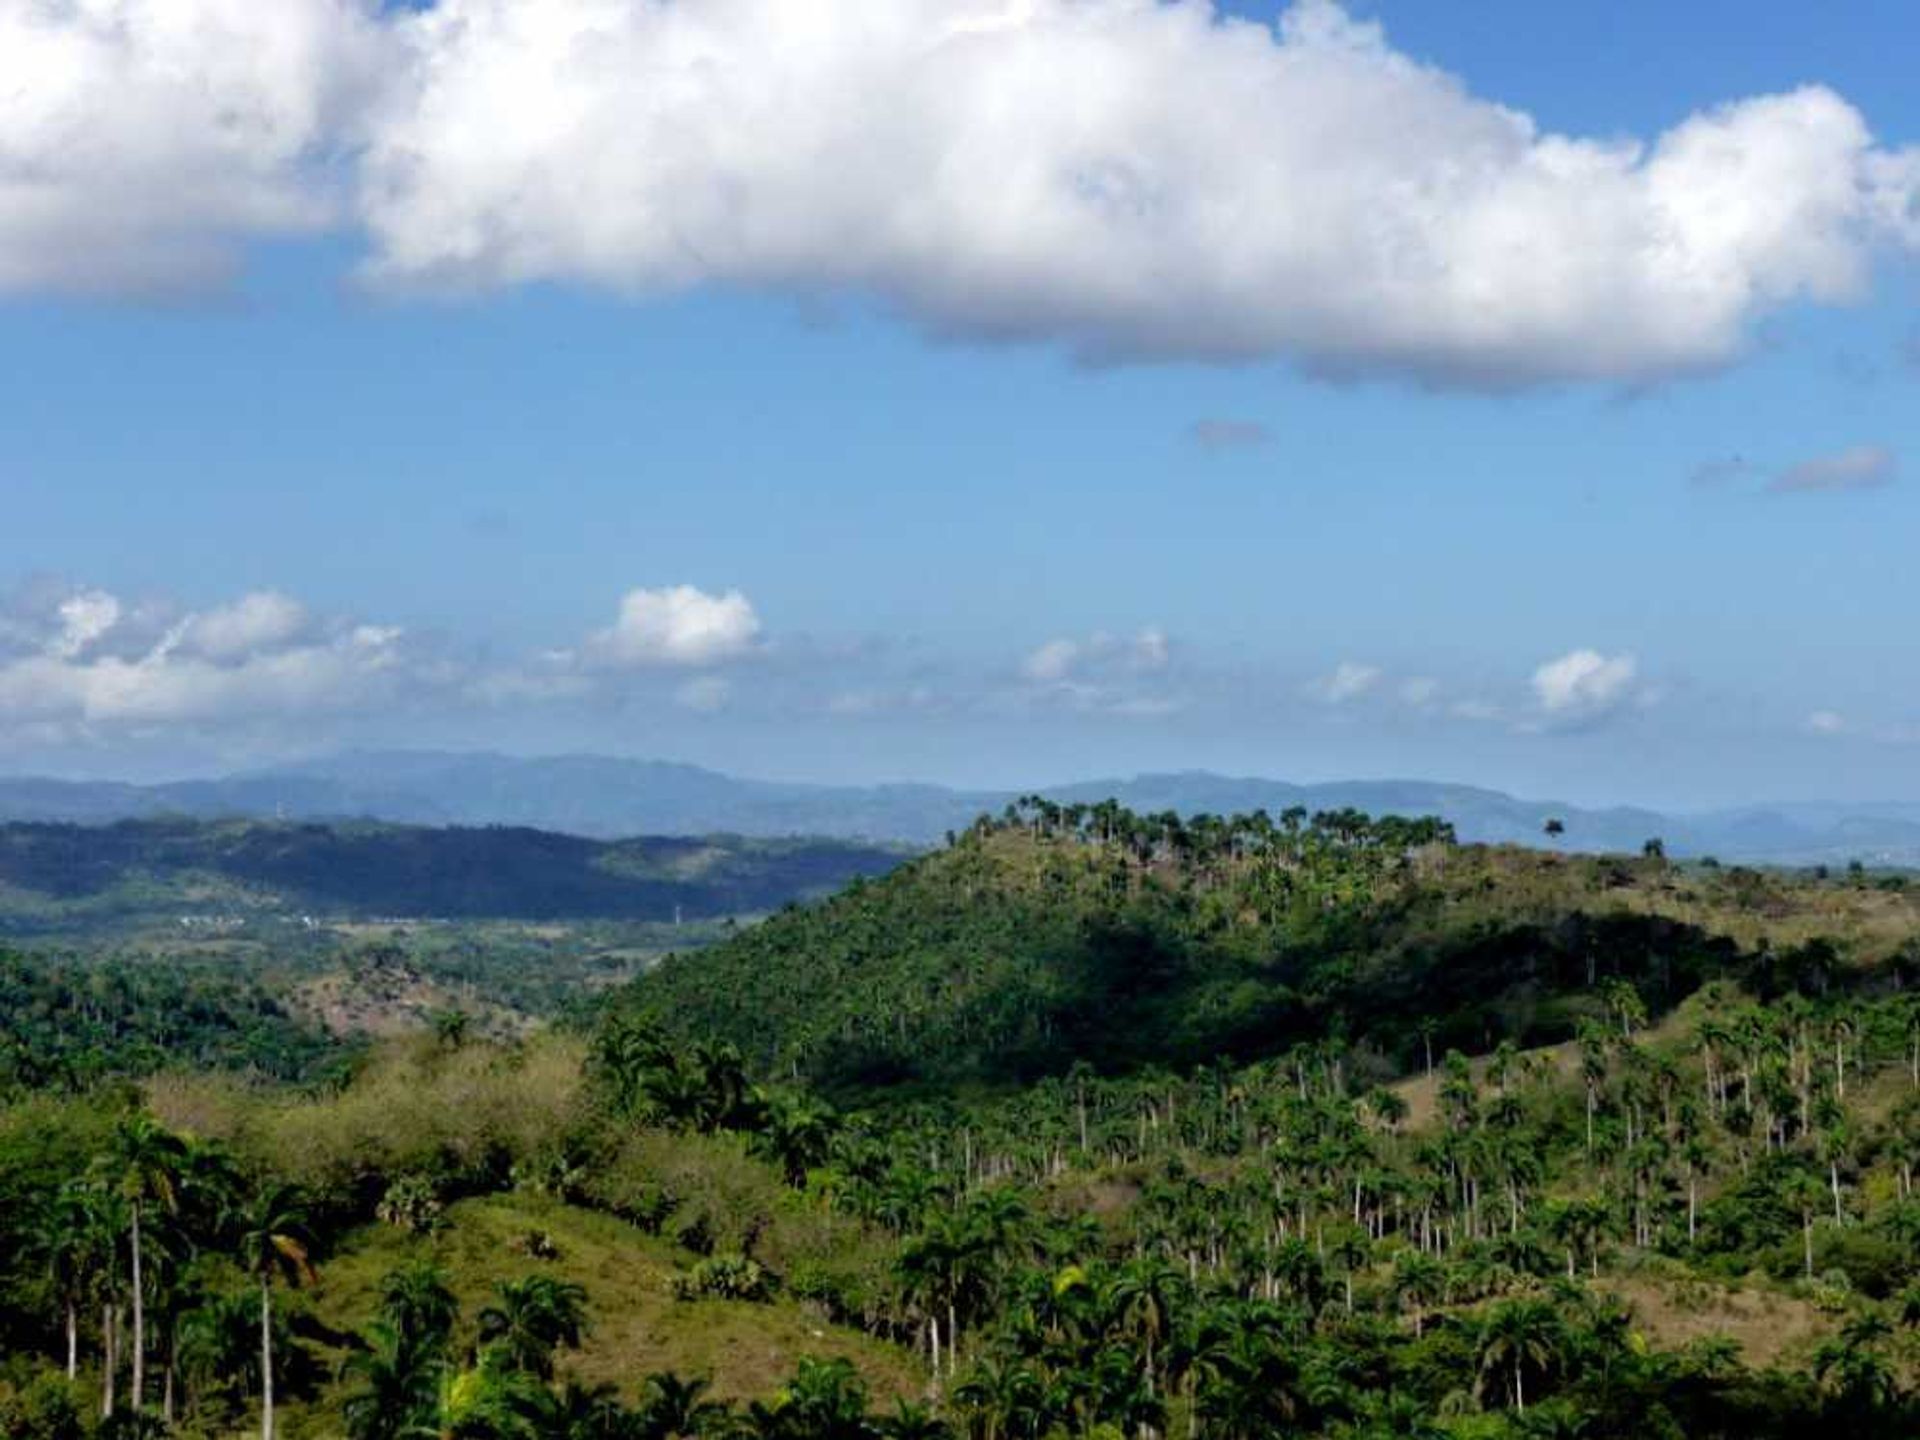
32,1180,106,1379
1476,1296,1564,1414
380,1257,460,1353
636,1371,729,1439
107,1114,189,1414
477,1274,589,1381
343,1321,444,1440
234,1184,318,1440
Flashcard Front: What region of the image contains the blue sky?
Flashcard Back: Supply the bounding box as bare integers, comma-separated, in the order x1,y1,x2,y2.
2,1,1917,807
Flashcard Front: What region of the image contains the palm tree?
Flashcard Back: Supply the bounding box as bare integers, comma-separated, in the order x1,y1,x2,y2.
752,1090,840,1187
32,1180,105,1379
1812,1311,1899,1410
637,1371,729,1439
107,1113,188,1415
234,1184,318,1440
877,1399,952,1440
477,1274,588,1380
1390,1251,1444,1338
343,1321,444,1440
541,1379,633,1440
1107,1258,1186,1396
380,1257,459,1353
1476,1297,1563,1414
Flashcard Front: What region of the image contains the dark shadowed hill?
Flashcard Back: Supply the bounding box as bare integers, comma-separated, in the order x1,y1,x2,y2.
0,817,907,929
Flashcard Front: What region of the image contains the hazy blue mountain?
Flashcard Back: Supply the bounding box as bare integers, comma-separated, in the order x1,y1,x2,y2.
3,750,1919,864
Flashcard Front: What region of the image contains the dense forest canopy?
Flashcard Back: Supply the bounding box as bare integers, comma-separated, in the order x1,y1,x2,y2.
623,799,1915,1093
0,799,1915,1439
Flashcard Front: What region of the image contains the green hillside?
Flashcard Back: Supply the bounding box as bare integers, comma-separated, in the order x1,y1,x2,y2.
623,801,1917,1091
0,800,1915,1439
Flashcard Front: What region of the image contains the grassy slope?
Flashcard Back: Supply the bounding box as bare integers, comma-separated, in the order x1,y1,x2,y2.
272,1194,917,1439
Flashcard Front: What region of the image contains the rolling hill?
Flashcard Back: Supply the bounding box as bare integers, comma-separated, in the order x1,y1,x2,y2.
620,799,1918,1093
0,817,907,932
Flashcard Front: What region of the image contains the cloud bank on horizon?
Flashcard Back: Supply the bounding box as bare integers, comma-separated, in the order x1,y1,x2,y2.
3,0,1917,388
0,575,1676,752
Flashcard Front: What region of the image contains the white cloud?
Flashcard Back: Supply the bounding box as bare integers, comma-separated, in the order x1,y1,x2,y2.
1531,649,1638,717
180,591,310,660
0,581,415,735
1808,709,1848,735
1021,638,1083,685
0,0,379,295
1767,444,1897,494
356,0,1920,386
49,590,123,659
1398,676,1440,708
4,2,1915,385
1307,660,1382,704
1022,629,1169,685
586,586,762,667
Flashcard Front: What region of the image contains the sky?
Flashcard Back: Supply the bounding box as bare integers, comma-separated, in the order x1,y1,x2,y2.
2,0,1918,808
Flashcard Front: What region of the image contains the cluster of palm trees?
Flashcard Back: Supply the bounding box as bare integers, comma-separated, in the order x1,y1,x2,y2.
29,1114,314,1437
590,1021,841,1188
774,978,1919,1434
991,798,1455,877
344,1259,948,1440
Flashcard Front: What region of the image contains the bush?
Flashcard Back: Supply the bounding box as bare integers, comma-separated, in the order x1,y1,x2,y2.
0,1370,84,1440
672,1253,773,1303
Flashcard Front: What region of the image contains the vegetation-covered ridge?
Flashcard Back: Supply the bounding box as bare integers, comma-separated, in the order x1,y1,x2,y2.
1,797,1916,1439
623,799,1919,1091
0,817,907,930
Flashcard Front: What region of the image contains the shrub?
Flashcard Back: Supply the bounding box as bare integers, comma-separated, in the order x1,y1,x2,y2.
672,1253,773,1303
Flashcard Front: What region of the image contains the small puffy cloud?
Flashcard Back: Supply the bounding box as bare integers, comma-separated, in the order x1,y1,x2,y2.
1188,419,1272,452
1767,444,1897,495
1398,676,1441,708
1808,709,1848,735
1016,627,1178,717
1021,638,1083,685
1531,649,1639,717
1307,661,1383,704
48,590,123,660
1022,629,1169,685
586,586,762,668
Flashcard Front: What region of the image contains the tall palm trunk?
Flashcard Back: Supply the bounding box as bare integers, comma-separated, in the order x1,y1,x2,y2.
261,1277,275,1440
101,1304,116,1418
65,1302,77,1380
130,1200,144,1412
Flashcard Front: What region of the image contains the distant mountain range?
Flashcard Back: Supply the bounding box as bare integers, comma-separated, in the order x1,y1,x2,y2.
3,750,1920,865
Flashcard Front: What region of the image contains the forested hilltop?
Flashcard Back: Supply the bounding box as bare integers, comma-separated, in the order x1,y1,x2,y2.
623,800,1918,1092
1,800,1916,1439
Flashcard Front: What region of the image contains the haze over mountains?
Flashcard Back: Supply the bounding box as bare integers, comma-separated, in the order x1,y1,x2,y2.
3,751,1919,866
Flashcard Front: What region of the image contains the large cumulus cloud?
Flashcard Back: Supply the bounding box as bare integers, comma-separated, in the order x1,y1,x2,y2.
2,1,1917,386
